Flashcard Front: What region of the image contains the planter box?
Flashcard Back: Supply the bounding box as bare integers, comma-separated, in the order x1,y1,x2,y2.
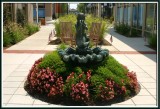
41,18,45,25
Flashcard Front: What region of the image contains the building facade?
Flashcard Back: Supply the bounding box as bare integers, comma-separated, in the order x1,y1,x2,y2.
33,3,53,22
32,3,68,21
3,3,34,23
4,3,68,25
86,3,114,18
113,3,157,37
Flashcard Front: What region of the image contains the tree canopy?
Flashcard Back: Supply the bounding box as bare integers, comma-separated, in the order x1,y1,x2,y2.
77,3,85,13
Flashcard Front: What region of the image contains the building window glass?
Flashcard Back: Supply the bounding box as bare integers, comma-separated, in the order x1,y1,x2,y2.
117,7,120,22
137,4,143,29
145,3,154,31
124,6,128,24
120,7,123,23
154,4,157,34
33,3,45,18
128,7,131,25
132,4,138,27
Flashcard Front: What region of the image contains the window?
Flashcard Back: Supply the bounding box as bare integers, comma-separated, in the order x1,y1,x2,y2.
33,3,45,18
120,7,123,23
145,3,154,31
137,4,143,29
128,6,131,25
117,7,120,22
154,4,157,34
124,5,128,24
132,4,138,27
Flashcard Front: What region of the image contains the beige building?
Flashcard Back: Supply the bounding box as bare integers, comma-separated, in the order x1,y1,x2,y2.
3,3,68,24
3,3,34,23
3,3,54,24
33,3,53,21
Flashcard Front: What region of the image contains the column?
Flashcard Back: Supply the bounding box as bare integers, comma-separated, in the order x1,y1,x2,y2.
98,3,101,17
130,4,133,36
152,3,156,35
122,4,124,24
114,4,117,25
27,3,33,23
13,3,17,22
45,3,52,21
142,4,146,37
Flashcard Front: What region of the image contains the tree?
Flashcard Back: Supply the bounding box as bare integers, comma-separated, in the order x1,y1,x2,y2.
3,3,12,25
77,3,85,13
61,3,68,15
17,8,26,27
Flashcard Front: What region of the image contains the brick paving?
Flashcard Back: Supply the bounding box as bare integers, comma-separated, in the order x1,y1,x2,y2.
3,50,157,54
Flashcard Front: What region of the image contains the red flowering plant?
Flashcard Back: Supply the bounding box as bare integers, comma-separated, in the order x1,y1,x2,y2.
70,81,89,104
96,79,115,101
127,71,139,93
64,70,92,104
25,58,64,99
113,79,127,98
63,72,77,96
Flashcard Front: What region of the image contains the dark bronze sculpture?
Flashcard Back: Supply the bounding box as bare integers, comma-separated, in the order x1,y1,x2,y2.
58,13,109,64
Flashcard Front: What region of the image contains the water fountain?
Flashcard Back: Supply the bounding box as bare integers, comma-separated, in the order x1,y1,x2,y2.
58,13,109,64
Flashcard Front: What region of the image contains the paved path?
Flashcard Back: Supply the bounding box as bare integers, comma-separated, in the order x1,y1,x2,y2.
2,23,157,107
104,26,156,52
6,24,58,51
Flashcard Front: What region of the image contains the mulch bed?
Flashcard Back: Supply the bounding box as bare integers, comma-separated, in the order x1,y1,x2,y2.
48,38,112,46
145,45,157,51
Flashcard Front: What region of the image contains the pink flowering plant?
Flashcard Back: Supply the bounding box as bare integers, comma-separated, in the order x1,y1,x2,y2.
26,58,64,99
24,51,140,105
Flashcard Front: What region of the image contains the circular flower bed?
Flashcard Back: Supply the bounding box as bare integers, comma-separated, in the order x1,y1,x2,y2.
24,51,140,106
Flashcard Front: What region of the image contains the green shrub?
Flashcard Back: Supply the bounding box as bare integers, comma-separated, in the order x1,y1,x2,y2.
72,67,83,74
3,22,28,46
110,16,114,23
3,22,40,47
95,66,125,85
38,51,67,75
115,24,130,36
148,34,157,48
130,28,138,37
91,74,105,88
25,23,39,35
25,58,64,99
57,43,68,50
54,14,77,37
3,31,12,47
54,14,109,41
105,56,128,76
17,9,26,27
85,15,108,41
25,50,140,105
54,21,61,37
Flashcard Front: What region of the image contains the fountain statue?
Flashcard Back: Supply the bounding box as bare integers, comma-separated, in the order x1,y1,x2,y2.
58,13,109,64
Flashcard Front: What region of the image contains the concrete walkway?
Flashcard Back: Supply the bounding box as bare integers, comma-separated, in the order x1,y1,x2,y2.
6,24,57,51
2,24,157,107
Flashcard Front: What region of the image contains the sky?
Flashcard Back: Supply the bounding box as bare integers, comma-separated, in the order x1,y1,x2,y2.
69,3,78,9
